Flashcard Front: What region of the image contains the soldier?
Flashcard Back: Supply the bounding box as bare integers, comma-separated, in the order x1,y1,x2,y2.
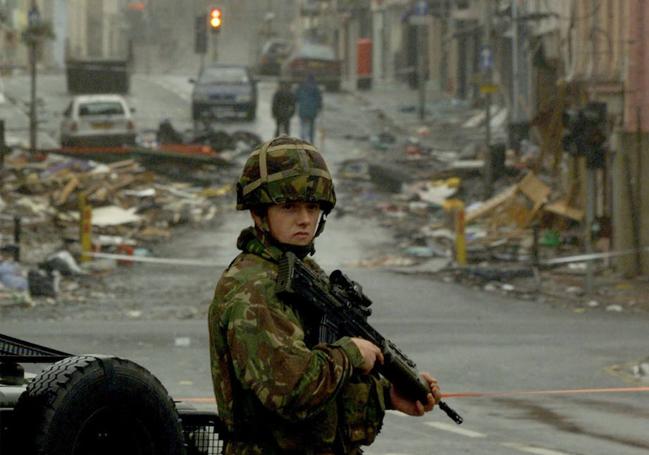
208,136,441,454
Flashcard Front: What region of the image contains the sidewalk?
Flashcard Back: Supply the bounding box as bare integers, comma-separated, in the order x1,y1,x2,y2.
343,78,493,151
0,75,58,149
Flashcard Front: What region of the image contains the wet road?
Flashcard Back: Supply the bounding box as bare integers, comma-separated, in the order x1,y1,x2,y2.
2,71,649,454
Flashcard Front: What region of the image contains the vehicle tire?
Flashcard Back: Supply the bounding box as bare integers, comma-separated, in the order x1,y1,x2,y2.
11,355,186,455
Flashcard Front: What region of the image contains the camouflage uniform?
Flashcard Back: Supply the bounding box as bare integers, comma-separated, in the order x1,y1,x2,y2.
208,137,391,454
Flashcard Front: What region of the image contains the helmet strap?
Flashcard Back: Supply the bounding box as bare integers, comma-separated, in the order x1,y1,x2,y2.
314,212,328,239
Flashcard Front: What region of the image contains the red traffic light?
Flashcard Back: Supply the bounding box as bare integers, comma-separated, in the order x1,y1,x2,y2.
209,7,222,30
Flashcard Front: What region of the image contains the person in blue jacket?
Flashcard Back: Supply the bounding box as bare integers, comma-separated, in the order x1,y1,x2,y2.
295,73,322,144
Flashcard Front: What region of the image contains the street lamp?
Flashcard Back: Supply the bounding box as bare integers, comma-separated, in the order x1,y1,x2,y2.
28,3,41,155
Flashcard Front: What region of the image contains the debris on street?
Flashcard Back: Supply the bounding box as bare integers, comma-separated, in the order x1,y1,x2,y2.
0,148,239,308
337,91,647,313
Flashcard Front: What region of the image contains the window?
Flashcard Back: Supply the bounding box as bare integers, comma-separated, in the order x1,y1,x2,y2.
77,102,125,117
199,67,249,84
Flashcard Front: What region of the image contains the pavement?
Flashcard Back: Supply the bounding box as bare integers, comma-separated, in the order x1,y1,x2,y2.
0,84,58,149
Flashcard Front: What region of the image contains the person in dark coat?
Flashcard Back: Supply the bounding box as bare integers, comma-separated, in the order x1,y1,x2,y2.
271,80,296,137
295,73,322,144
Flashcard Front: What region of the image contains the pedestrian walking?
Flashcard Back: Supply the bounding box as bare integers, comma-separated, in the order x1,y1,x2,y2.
208,136,442,454
271,80,296,137
295,74,322,144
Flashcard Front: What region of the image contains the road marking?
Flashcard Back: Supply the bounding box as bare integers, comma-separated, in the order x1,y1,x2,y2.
424,421,486,438
501,442,573,455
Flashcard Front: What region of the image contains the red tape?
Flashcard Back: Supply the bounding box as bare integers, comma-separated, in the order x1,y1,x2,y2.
178,386,649,404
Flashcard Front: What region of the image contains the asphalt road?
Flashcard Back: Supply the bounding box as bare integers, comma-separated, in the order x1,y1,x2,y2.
2,71,648,455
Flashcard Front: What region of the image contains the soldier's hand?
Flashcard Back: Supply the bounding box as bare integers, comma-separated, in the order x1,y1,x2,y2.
389,373,441,416
350,337,383,374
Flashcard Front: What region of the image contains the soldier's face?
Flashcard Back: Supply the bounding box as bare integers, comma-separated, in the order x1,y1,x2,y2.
262,202,321,246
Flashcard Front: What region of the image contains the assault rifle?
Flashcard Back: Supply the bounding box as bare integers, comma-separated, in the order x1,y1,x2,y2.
276,252,463,424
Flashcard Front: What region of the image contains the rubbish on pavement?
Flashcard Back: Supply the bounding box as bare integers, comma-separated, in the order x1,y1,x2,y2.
0,261,27,291
86,206,142,227
459,265,535,282
42,250,83,276
27,269,59,298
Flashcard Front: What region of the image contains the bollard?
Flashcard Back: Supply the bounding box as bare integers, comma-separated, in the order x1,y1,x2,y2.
532,222,540,266
79,193,92,262
454,202,467,266
445,199,467,266
12,215,21,262
0,120,5,170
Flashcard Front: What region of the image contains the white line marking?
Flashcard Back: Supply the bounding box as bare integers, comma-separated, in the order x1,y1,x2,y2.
501,442,573,455
424,421,486,438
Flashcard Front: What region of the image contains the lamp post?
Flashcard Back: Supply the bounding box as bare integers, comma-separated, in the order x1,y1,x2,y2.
28,3,41,155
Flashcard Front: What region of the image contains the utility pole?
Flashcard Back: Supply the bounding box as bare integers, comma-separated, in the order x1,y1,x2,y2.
417,24,426,120
411,0,429,120
482,0,494,198
28,2,41,155
511,0,519,123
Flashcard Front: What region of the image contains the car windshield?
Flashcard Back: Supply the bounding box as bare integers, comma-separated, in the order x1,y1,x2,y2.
199,67,249,84
78,101,124,116
263,40,291,55
294,43,336,61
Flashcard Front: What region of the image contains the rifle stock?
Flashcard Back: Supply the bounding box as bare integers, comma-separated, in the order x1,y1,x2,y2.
276,252,463,425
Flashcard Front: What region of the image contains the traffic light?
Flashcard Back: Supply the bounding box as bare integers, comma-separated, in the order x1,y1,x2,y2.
209,7,222,32
562,102,607,169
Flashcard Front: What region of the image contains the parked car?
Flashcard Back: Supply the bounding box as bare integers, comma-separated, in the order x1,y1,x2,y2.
257,38,293,76
190,64,257,121
281,42,342,92
60,94,136,147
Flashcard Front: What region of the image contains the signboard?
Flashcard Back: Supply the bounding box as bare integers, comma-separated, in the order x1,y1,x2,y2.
408,0,430,25
479,45,493,72
479,83,499,95
28,6,41,26
414,0,429,16
408,15,429,25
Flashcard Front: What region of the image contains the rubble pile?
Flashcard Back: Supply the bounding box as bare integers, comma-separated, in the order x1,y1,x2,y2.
0,150,236,307
337,95,646,312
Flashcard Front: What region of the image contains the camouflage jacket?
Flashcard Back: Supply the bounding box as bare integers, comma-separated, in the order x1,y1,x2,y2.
209,227,390,454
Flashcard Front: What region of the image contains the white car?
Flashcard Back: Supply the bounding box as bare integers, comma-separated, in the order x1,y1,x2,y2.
60,94,136,147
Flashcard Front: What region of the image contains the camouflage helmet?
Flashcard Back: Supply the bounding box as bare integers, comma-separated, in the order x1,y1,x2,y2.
236,136,336,212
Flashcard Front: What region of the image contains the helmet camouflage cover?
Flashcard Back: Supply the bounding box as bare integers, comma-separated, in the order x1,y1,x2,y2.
236,136,336,212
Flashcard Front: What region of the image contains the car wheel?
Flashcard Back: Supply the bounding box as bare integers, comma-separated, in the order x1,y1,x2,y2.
11,355,186,455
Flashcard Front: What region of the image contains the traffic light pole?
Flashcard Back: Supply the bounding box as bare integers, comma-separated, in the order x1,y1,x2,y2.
29,30,38,154
211,32,218,63
483,0,493,198
585,166,595,294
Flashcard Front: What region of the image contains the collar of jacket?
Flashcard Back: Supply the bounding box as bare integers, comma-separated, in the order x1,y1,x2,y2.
237,226,314,262
236,226,285,263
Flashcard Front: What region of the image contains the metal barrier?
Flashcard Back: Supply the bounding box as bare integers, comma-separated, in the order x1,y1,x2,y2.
180,410,226,455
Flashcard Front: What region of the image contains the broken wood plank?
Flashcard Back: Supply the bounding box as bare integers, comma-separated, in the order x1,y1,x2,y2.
466,185,517,223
